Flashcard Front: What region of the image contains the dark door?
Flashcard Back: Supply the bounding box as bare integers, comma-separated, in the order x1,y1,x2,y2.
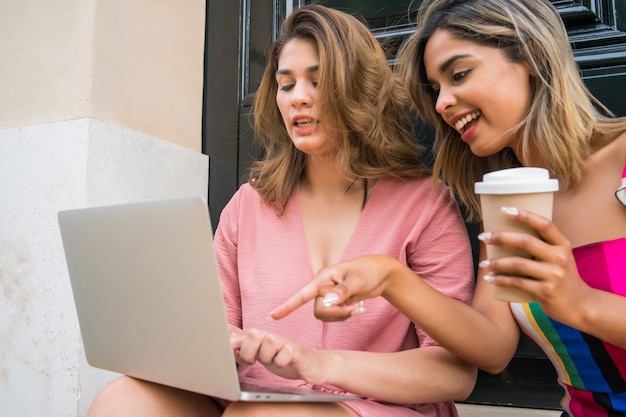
202,0,626,408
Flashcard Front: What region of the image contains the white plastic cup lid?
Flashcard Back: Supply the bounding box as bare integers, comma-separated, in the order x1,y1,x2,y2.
475,167,559,194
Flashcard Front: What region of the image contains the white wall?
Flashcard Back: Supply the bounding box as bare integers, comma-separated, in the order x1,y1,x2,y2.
0,0,207,415
0,119,208,416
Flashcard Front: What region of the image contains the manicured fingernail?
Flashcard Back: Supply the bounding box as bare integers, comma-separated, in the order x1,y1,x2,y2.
479,259,491,268
478,232,492,242
322,293,339,307
501,206,519,216
483,274,495,282
266,311,274,321
350,306,366,316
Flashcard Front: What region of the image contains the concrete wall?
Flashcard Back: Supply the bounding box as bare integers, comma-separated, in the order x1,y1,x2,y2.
0,1,207,415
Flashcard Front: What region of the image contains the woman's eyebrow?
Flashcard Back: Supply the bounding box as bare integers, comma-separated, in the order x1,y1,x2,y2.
275,65,319,76
427,54,471,86
437,54,470,74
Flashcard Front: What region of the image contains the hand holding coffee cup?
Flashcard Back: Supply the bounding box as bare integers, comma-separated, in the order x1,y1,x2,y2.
475,167,559,302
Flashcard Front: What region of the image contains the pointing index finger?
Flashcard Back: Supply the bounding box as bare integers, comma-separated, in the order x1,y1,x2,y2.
268,280,322,320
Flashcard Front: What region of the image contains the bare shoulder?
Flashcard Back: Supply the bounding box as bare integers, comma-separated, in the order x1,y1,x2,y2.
611,127,626,149
581,128,626,191
593,128,626,168
616,128,626,154
554,127,626,245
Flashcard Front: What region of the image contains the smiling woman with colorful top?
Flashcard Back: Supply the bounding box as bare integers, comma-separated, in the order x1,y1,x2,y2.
271,1,626,416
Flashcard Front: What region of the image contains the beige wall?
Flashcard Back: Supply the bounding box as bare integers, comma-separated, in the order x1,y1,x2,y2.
0,0,205,152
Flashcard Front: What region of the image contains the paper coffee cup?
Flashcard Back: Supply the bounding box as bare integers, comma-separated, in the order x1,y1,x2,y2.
475,167,559,302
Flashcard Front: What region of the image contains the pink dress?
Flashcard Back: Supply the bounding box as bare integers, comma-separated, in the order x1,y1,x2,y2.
214,176,474,417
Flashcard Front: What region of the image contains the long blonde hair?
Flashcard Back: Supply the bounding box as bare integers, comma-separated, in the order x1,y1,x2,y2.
250,4,429,214
398,0,626,221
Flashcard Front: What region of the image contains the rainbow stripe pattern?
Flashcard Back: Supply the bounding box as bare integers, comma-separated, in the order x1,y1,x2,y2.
512,236,626,416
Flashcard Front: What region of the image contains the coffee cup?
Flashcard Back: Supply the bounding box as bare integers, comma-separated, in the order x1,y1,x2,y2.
475,167,559,302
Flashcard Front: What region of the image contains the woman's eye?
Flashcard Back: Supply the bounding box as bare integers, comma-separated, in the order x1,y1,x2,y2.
312,80,318,87
279,84,294,91
452,70,469,83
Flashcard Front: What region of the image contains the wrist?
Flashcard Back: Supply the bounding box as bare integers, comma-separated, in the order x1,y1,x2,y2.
381,256,404,299
314,349,345,386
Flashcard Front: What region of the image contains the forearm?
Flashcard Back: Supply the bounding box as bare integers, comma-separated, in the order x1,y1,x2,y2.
574,287,626,349
323,346,476,404
382,259,519,373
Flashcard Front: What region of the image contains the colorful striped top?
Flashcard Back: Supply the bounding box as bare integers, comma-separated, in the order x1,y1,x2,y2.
512,236,626,416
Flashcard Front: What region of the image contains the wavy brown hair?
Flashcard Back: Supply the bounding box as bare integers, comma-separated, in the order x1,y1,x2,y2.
249,4,429,214
398,0,626,221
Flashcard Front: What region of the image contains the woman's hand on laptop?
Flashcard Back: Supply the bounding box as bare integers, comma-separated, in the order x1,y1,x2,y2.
268,255,401,322
230,326,337,385
229,324,245,358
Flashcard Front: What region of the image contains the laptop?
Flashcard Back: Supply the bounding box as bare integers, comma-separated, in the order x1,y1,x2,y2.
57,196,357,402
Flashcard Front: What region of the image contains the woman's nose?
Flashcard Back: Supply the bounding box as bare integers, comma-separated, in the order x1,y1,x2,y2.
434,87,455,115
291,82,313,107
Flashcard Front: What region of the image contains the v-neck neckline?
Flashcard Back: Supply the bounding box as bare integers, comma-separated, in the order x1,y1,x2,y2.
290,177,382,275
